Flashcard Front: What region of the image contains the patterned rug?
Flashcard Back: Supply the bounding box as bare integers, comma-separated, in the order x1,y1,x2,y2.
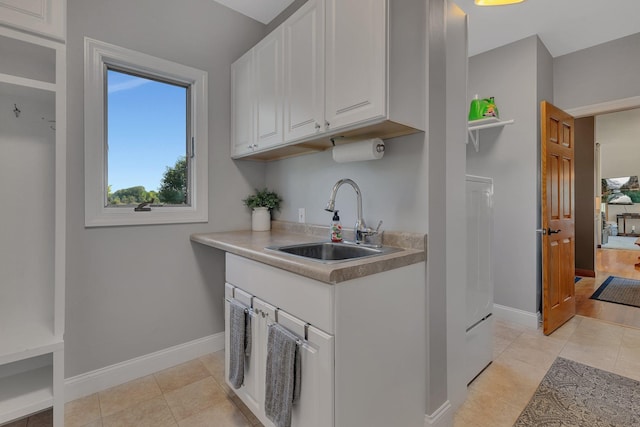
514,358,640,426
590,276,640,308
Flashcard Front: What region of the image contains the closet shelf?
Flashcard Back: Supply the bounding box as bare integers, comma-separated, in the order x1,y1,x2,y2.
0,365,53,425
467,117,514,152
0,320,62,366
0,73,56,93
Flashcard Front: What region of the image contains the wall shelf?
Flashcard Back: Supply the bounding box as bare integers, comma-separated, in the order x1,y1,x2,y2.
467,117,514,152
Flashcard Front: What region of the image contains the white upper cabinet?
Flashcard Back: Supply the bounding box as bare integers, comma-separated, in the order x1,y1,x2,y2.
230,0,426,161
231,49,254,157
254,27,284,149
283,0,325,142
324,0,386,131
0,0,65,40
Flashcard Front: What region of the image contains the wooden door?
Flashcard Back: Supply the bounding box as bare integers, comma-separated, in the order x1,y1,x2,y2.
541,101,576,335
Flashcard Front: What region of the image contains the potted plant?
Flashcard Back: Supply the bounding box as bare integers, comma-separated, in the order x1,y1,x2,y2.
243,188,282,231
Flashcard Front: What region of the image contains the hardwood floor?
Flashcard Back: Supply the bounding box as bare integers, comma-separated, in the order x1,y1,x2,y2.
575,247,640,329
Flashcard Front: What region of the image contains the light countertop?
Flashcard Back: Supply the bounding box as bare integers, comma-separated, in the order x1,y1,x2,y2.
190,221,426,284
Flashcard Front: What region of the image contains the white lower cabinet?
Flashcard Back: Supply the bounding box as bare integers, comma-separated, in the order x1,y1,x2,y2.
223,252,426,427
225,284,334,427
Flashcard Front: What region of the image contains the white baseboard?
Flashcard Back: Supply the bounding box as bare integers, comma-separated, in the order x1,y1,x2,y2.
424,400,452,427
65,332,225,402
493,304,540,329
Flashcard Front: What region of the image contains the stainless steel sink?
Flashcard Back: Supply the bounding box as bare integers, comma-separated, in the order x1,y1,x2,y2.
265,242,401,264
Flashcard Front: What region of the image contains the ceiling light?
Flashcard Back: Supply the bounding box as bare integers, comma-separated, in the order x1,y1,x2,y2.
475,0,526,5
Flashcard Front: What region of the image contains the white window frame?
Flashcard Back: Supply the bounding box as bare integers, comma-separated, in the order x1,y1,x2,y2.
84,37,208,227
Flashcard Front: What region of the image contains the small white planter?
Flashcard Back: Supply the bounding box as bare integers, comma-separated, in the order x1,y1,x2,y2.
252,207,271,231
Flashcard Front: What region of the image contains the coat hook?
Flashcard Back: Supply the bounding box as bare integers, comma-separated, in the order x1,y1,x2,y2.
13,104,21,118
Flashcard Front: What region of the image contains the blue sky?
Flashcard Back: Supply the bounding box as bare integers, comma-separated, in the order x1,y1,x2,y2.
107,69,187,193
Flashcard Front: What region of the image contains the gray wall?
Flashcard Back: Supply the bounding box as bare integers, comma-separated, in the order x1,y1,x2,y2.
574,117,595,274
554,32,640,111
467,36,545,315
66,0,266,377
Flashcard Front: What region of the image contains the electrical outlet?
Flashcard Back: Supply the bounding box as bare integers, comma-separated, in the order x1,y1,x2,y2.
298,208,306,223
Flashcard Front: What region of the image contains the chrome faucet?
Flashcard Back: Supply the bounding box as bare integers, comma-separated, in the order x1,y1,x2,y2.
325,178,382,245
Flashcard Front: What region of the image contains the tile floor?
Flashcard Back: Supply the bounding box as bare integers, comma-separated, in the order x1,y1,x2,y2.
6,315,638,427
454,315,640,427
5,352,264,427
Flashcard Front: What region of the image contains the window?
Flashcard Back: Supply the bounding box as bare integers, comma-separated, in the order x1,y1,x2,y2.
84,38,208,226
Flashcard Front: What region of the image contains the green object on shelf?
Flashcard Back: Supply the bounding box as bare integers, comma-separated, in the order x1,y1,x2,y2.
468,96,499,121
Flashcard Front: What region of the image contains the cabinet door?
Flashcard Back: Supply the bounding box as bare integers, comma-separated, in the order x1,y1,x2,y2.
254,28,284,149
230,50,255,157
283,0,324,142
257,301,334,427
0,0,64,40
224,286,261,414
325,0,386,131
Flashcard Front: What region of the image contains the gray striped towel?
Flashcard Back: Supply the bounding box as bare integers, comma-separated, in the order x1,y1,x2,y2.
228,299,251,389
265,322,301,427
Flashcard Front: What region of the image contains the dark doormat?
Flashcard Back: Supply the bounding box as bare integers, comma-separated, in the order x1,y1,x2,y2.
590,275,640,308
514,357,640,426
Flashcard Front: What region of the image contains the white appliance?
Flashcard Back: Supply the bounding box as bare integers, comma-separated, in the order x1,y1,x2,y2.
465,175,494,384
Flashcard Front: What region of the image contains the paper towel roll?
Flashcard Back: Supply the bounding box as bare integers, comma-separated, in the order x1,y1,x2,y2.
332,138,385,163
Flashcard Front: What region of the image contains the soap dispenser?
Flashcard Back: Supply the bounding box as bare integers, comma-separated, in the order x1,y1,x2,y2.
330,210,343,242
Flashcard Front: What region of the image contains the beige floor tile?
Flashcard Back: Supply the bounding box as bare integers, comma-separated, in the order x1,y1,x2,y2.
164,376,228,422
455,386,523,427
176,399,252,427
612,327,640,380
25,409,52,427
560,321,624,372
546,315,582,341
468,354,547,410
571,316,626,344
1,419,27,427
499,329,566,371
98,375,162,418
154,359,211,393
492,335,513,359
230,394,262,426
65,393,101,427
200,351,233,396
493,319,526,342
79,420,103,427
101,396,176,427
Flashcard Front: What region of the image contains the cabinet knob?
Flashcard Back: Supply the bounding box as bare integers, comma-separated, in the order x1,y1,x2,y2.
315,122,321,130
325,121,330,129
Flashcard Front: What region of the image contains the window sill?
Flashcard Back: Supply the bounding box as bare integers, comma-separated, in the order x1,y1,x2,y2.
85,207,208,227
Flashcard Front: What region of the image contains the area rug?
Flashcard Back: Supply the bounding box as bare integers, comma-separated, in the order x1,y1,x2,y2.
514,357,640,426
590,275,640,308
602,235,640,251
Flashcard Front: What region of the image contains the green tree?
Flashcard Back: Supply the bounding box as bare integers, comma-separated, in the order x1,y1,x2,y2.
158,157,187,204
108,186,152,205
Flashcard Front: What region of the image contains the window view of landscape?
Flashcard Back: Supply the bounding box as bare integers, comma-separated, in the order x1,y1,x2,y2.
106,68,189,206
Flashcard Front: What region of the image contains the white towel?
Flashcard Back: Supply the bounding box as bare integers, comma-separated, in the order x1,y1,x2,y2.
264,323,301,427
228,299,251,389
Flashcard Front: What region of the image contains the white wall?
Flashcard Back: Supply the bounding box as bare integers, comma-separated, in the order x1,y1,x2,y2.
554,32,640,111
597,108,640,178
467,36,549,317
65,0,266,377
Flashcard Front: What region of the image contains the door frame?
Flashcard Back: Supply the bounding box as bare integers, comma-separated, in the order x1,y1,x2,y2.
564,95,640,272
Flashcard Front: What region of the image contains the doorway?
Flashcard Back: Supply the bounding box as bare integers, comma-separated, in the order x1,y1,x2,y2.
574,105,640,329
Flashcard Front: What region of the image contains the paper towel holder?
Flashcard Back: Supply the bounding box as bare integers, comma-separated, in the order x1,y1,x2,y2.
330,136,385,153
